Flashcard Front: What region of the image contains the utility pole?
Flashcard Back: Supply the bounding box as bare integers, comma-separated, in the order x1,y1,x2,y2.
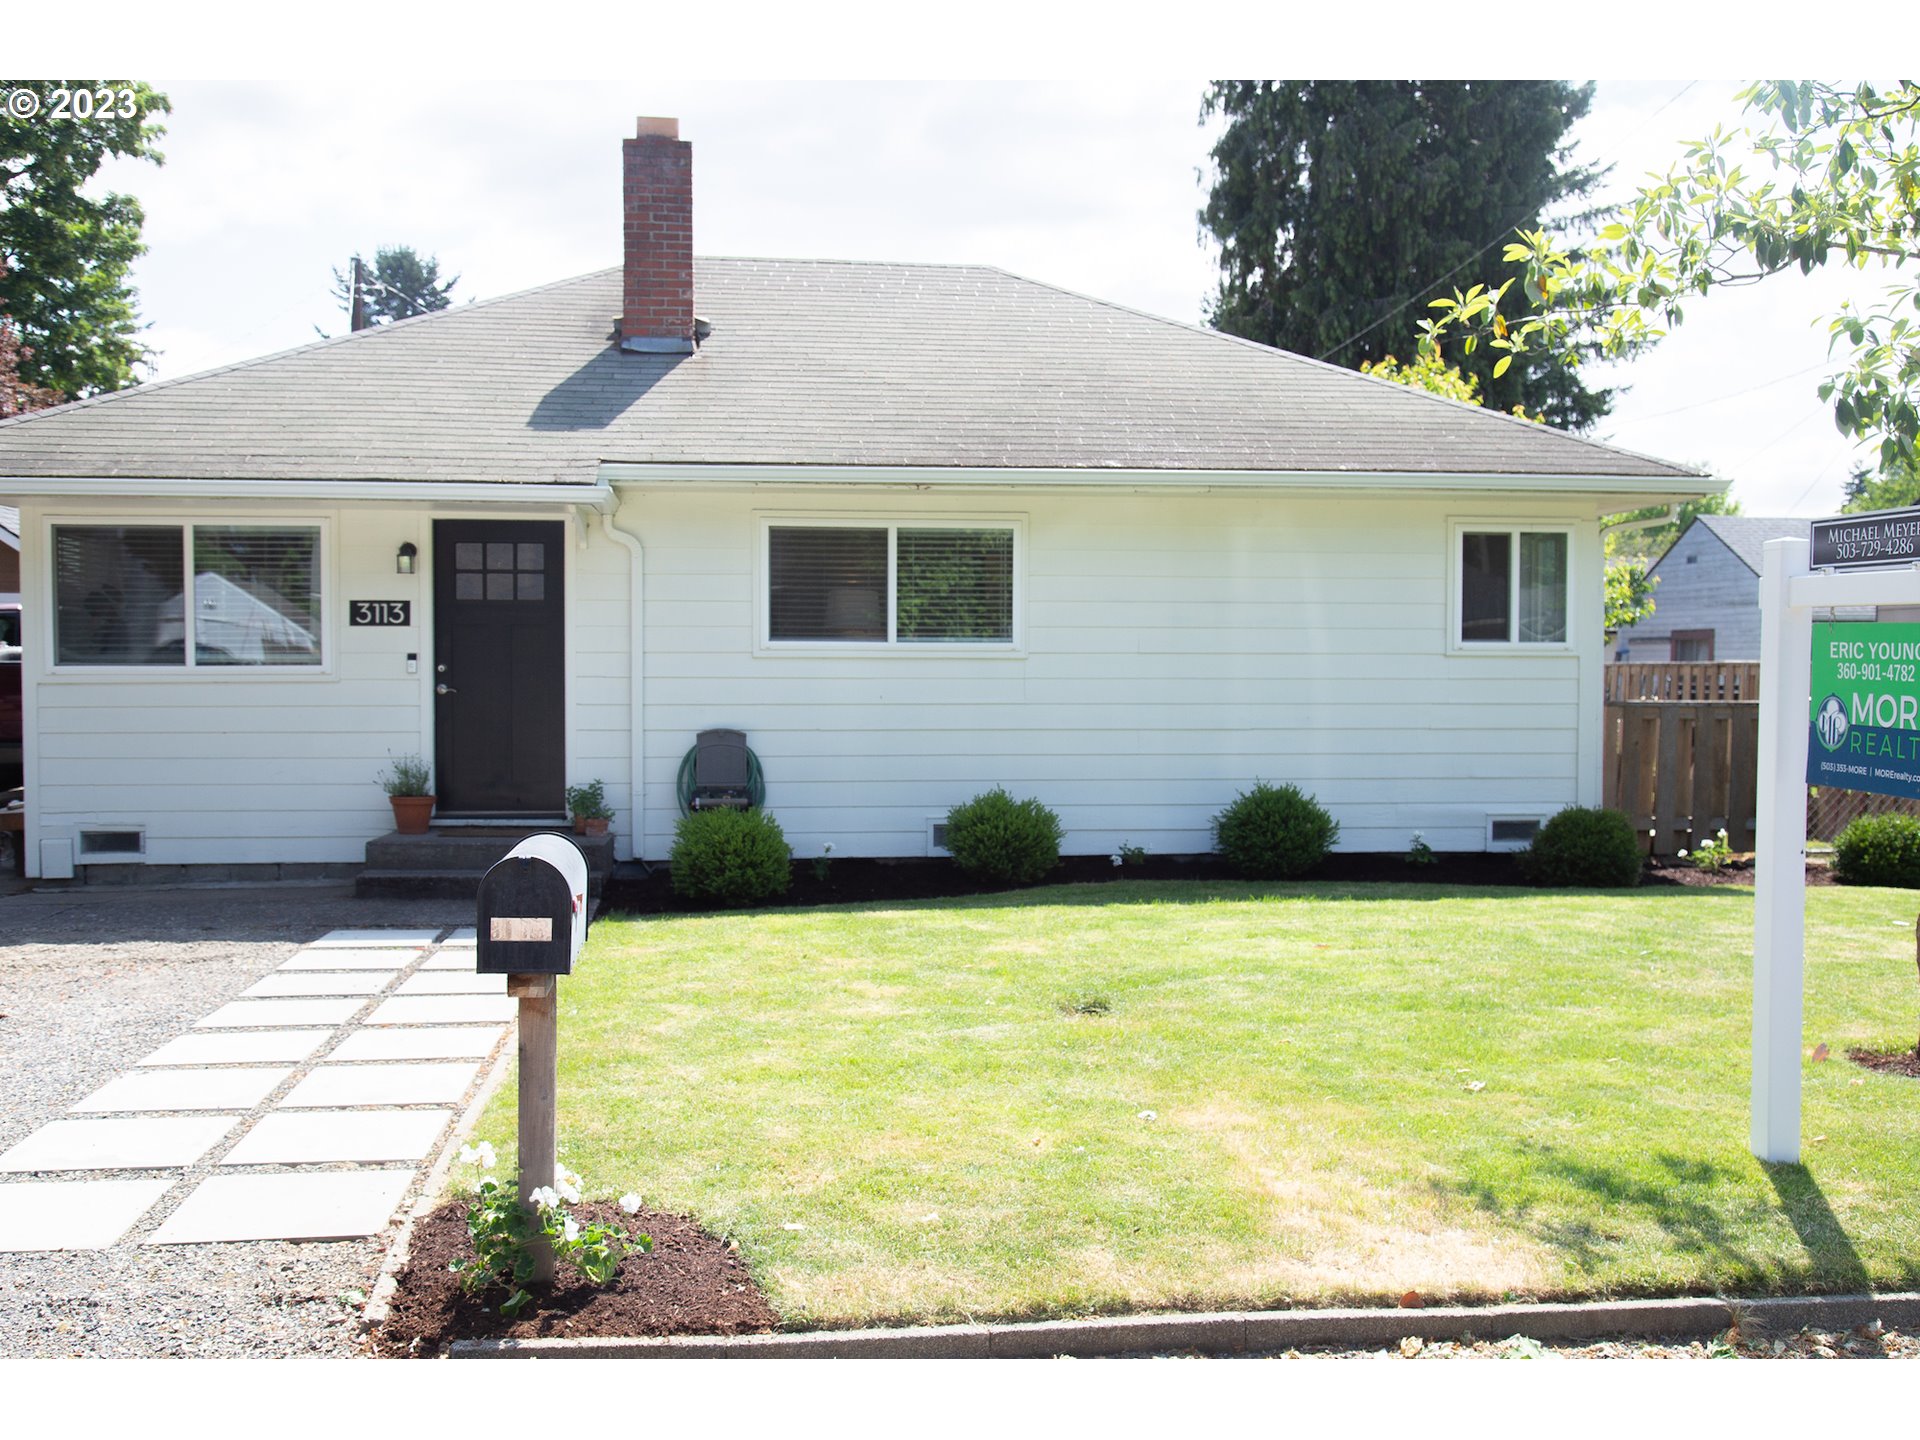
349,256,368,333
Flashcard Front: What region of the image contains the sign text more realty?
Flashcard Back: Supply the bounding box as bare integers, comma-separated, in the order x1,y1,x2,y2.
1809,621,1920,801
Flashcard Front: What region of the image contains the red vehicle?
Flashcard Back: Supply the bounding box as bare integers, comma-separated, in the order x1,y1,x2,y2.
0,594,19,787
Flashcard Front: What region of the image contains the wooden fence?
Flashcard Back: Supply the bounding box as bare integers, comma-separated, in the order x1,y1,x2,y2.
1603,700,1759,856
1604,662,1761,703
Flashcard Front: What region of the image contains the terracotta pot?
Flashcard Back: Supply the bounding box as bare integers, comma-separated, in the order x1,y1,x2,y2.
574,816,610,837
390,794,435,835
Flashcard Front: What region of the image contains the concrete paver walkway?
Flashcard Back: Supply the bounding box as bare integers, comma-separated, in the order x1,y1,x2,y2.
0,927,507,1252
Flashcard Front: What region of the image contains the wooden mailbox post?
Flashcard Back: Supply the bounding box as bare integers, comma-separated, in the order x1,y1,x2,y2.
476,834,588,1283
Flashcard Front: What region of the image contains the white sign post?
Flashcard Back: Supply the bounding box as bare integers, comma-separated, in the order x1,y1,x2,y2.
1751,535,1920,1162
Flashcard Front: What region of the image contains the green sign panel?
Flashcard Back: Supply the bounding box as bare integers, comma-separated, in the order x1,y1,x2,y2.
1809,622,1920,799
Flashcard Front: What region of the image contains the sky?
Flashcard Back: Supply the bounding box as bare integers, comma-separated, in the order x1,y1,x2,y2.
73,75,1904,517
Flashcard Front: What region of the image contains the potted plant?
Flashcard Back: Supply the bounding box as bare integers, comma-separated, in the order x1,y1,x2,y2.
566,779,615,837
380,754,435,835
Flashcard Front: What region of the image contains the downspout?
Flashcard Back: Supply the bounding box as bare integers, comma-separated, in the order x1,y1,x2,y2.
1599,502,1679,542
598,491,645,864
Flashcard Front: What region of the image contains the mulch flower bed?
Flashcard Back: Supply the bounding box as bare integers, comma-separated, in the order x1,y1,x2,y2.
603,851,1542,915
368,1201,777,1357
1848,1046,1920,1079
600,849,1843,915
1642,855,1841,888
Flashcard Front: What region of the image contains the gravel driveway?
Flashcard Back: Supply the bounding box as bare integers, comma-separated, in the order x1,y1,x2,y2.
0,882,471,1358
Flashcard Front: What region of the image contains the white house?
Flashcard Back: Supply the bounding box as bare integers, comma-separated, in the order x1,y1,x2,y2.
0,118,1719,882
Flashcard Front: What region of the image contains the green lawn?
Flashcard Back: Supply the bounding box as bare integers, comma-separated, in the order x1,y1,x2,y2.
465,880,1920,1328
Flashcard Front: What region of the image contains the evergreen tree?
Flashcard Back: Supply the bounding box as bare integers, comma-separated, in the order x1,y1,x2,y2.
331,245,459,326
0,80,170,400
1843,456,1920,514
1199,80,1610,430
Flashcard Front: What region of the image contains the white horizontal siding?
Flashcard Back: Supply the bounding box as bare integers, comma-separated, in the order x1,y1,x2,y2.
24,501,635,869
634,489,1601,859
23,485,1603,872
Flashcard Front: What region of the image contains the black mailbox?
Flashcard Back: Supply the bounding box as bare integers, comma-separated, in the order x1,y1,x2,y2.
476,834,588,975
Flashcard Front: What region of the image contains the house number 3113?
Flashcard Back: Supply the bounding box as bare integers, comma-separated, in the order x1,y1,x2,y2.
350,601,411,626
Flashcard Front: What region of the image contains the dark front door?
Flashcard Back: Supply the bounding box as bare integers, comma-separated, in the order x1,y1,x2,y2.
433,520,566,815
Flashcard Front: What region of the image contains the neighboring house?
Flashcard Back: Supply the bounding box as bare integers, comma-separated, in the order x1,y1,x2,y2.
1610,514,1896,664
0,118,1718,881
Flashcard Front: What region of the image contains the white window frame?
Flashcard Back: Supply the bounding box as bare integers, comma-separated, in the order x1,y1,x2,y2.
42,515,334,679
755,514,1026,655
1448,520,1575,653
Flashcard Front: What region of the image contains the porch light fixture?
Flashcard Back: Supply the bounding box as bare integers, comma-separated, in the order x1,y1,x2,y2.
396,542,417,575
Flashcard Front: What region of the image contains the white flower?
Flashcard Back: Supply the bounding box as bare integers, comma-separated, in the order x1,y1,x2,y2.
1111,853,1123,867
528,1185,560,1210
1677,849,1688,858
459,1141,496,1169
556,1175,582,1204
1137,1109,1157,1121
1717,828,1729,840
619,1193,643,1215
562,1216,581,1244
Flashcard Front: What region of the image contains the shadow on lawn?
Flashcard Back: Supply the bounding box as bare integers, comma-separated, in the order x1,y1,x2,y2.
1444,1142,1870,1292
1761,1161,1872,1291
607,879,1757,925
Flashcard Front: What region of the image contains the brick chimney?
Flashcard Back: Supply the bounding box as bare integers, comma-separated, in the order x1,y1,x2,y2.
620,117,695,354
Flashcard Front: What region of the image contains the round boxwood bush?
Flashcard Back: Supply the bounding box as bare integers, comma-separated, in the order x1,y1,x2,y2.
1833,812,1920,887
1521,806,1643,888
1211,781,1339,879
944,787,1063,886
669,807,791,908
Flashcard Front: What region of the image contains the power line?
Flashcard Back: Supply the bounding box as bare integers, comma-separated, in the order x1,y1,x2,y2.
1629,361,1832,421
1318,81,1700,362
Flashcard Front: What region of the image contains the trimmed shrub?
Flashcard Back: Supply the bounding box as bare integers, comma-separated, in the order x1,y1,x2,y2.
1521,806,1643,888
1212,781,1339,879
1833,813,1920,888
944,788,1063,886
669,807,791,908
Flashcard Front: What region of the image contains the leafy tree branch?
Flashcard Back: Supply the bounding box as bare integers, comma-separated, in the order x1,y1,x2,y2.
1417,81,1920,468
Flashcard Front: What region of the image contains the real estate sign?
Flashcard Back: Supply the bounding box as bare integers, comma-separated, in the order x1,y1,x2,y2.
1810,507,1920,570
1809,621,1920,800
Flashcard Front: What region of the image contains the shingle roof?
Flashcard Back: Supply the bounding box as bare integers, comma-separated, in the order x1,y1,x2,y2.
0,259,1704,485
1683,515,1809,574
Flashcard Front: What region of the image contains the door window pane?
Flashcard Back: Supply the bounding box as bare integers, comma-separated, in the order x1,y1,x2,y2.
54,526,187,665
1460,532,1511,643
190,527,322,666
769,527,888,640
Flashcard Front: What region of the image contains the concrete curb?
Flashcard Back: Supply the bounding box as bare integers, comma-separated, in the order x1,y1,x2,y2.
449,1291,1920,1359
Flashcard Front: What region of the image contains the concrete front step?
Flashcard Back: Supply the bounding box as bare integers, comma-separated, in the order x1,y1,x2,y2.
355,829,613,901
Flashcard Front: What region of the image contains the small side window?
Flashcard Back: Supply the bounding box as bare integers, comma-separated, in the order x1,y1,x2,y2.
1457,527,1570,646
